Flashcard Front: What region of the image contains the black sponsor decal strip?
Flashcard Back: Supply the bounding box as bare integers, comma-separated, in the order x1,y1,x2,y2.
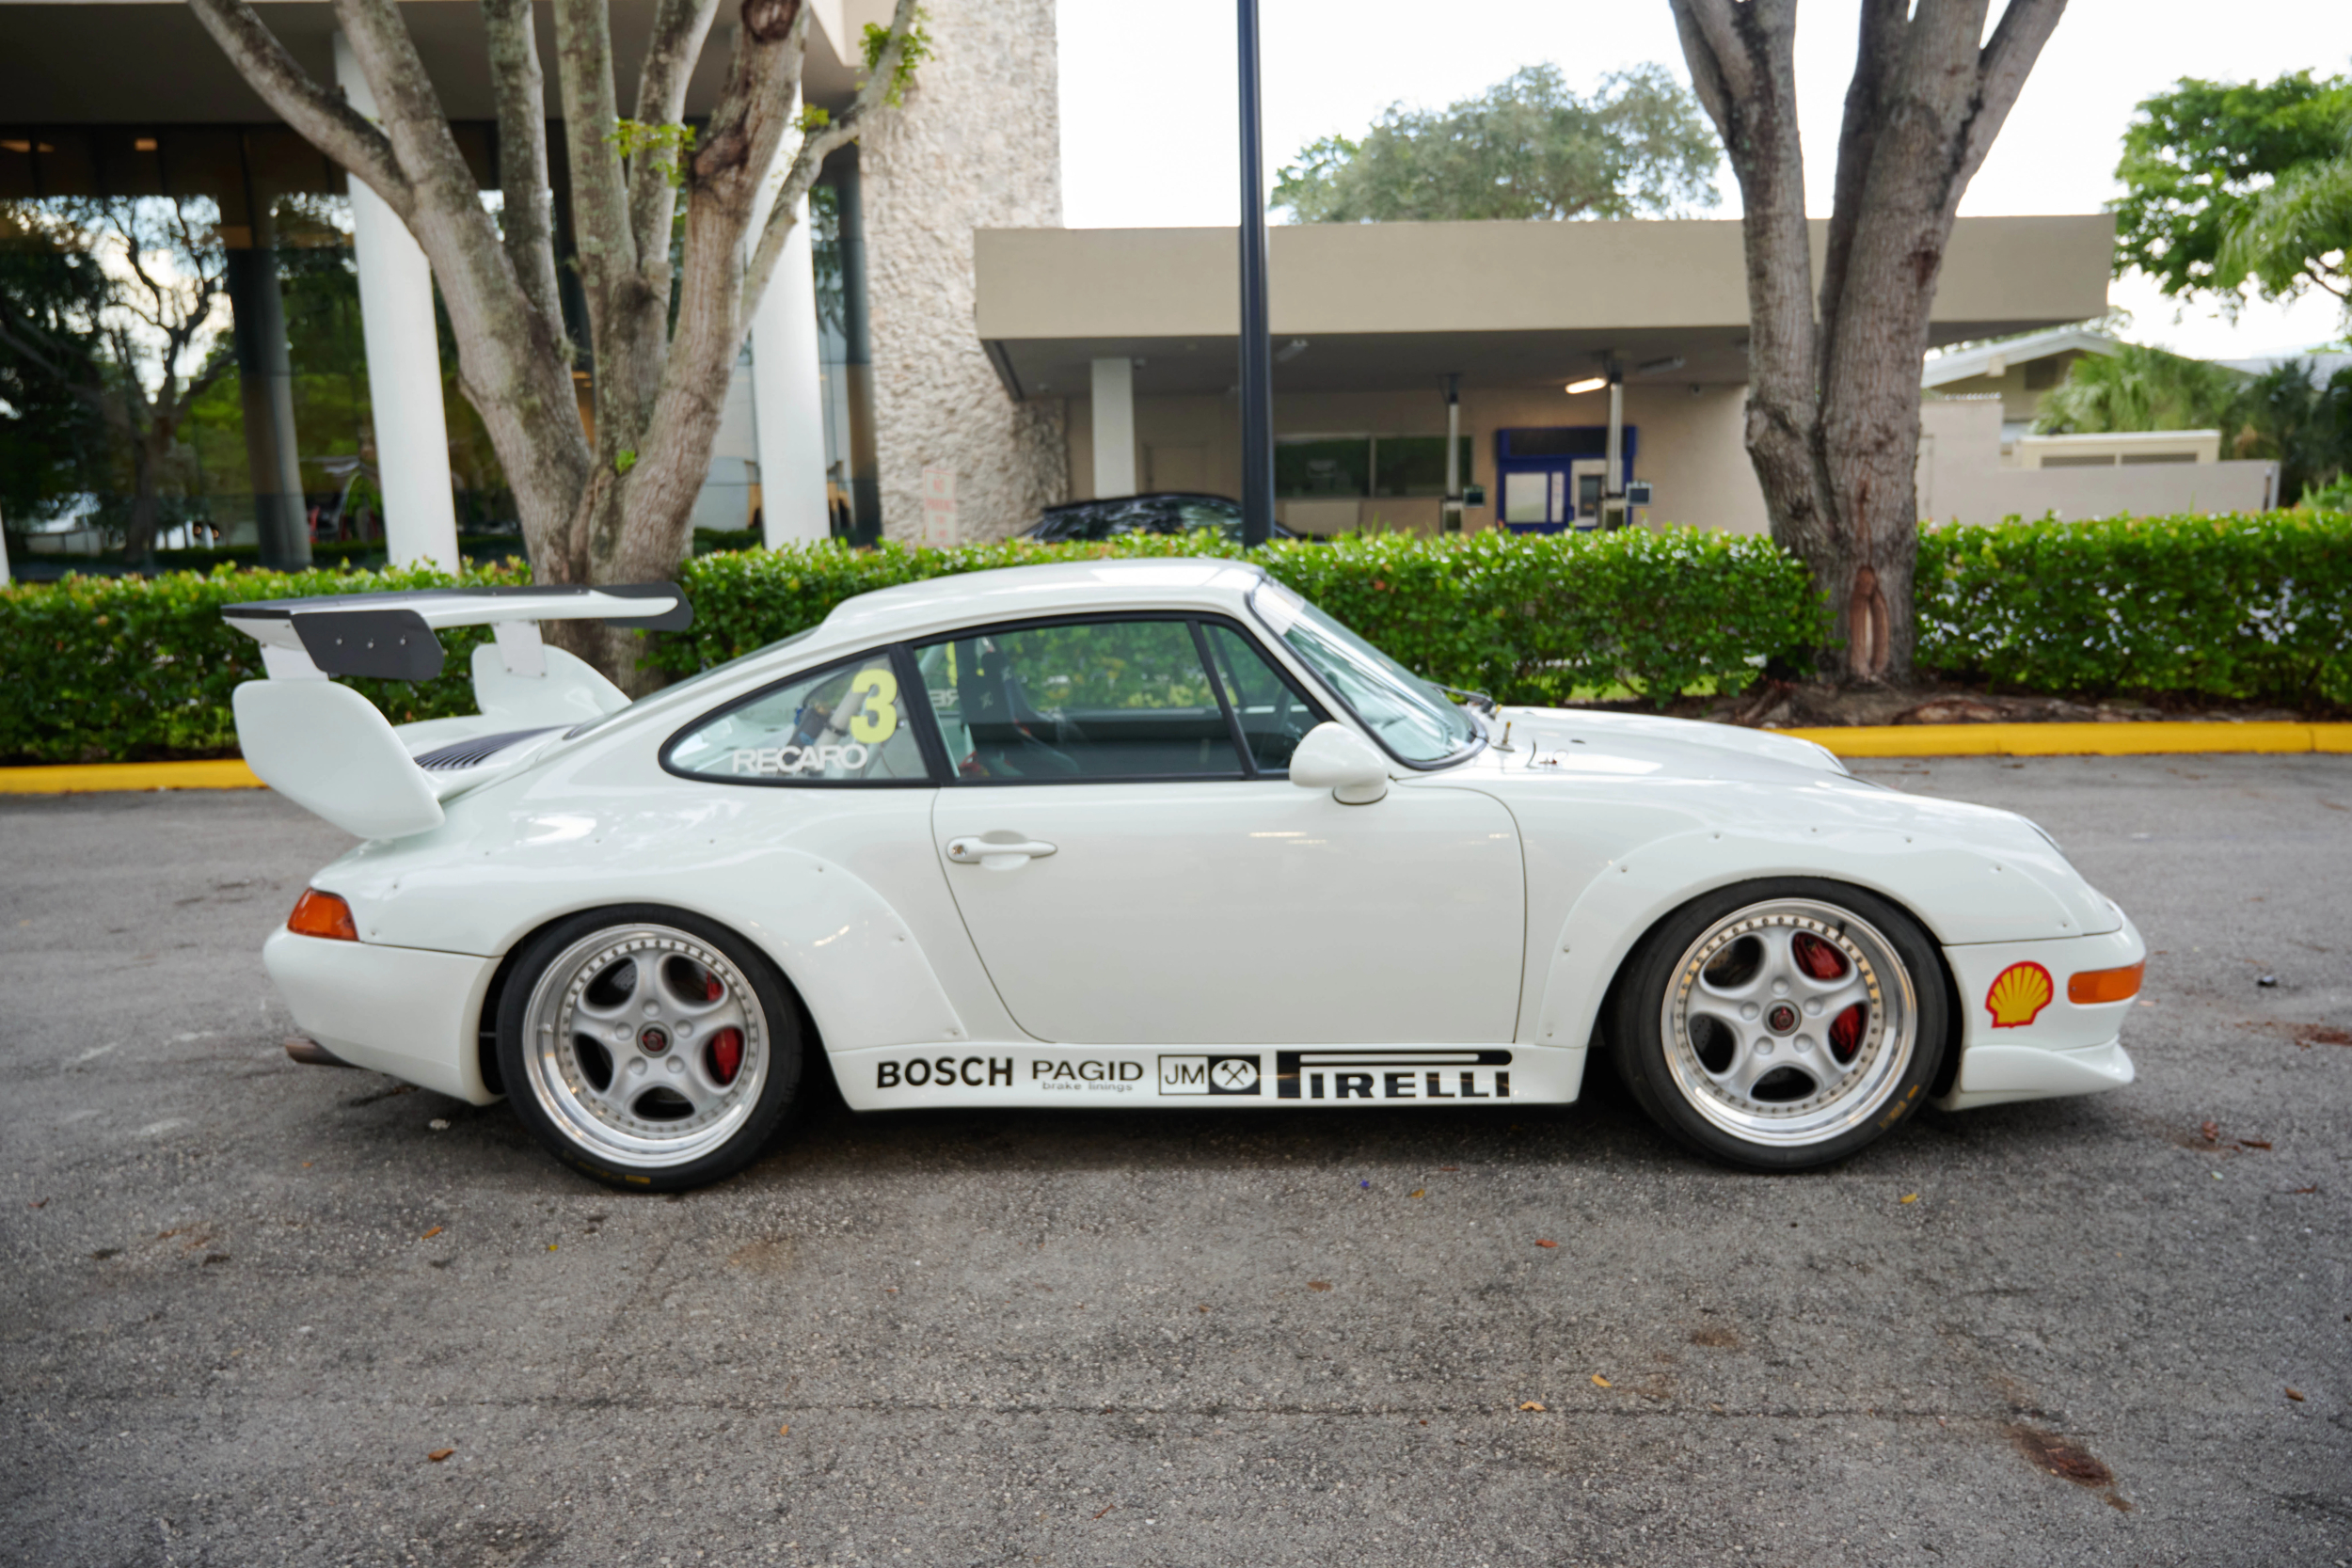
1276,1050,1511,1101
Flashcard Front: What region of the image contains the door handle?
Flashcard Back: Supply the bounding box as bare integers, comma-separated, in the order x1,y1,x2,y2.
946,836,1058,869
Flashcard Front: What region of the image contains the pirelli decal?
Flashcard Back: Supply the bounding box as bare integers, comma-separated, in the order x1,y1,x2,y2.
1274,1050,1513,1101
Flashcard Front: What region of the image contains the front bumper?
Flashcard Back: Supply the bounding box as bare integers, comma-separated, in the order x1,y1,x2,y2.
1933,916,2144,1113
264,927,501,1104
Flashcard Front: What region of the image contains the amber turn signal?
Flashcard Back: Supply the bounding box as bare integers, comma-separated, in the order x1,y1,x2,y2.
288,888,358,942
2067,960,2144,1005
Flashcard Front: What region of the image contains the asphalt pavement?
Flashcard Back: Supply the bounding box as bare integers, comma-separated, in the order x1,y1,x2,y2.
2,753,2346,1567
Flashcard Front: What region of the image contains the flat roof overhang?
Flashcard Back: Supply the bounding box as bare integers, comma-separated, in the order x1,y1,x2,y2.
976,216,2116,399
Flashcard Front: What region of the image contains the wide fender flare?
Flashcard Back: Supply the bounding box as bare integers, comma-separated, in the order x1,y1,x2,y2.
395,850,970,1059
1525,825,2076,1083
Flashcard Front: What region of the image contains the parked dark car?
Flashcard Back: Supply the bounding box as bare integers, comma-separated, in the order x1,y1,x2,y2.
1019,493,1310,544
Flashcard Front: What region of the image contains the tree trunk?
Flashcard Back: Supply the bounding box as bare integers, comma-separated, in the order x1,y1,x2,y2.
1670,0,2066,683
188,0,924,689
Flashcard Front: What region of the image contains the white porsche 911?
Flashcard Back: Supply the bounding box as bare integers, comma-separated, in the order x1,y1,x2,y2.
224,560,2144,1191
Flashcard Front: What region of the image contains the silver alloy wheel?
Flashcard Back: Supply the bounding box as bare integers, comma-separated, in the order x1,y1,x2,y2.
1661,897,1916,1148
517,924,769,1169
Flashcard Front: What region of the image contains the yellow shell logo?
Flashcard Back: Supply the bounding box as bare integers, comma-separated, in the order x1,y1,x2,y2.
1986,962,2055,1029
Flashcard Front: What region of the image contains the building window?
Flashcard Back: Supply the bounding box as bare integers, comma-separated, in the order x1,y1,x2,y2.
1275,436,1474,499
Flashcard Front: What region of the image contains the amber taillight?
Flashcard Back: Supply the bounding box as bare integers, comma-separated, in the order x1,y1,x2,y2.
287,888,358,942
2067,960,2144,1005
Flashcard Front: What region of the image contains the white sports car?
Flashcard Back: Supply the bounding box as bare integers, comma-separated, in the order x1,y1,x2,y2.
225,561,2144,1191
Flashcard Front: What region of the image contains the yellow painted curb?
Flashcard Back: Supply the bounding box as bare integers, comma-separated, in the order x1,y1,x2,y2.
1,722,2345,789
1782,721,2352,759
0,759,263,793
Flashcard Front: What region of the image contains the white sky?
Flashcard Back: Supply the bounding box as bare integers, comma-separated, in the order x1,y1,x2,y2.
1056,0,2352,361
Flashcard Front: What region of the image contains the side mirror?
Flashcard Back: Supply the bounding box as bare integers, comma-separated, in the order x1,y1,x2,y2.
1289,722,1390,805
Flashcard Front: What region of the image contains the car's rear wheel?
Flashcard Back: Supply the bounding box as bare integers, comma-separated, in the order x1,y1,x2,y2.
1609,879,1948,1171
497,907,802,1192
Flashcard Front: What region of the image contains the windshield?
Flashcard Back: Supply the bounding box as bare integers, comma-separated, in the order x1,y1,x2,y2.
561,628,818,741
1250,580,1480,766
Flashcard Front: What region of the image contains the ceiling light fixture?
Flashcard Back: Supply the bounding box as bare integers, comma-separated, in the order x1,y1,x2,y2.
1565,376,1607,395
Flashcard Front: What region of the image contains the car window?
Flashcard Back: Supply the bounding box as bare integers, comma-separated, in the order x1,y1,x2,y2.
1200,623,1326,772
665,653,930,784
1251,579,1480,766
914,619,1244,782
1174,499,1243,533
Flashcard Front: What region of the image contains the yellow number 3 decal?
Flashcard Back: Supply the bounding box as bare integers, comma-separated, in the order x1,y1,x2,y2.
848,667,899,744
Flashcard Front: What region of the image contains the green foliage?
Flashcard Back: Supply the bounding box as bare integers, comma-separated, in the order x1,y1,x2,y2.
1917,512,2352,706
15,518,2347,767
2238,360,2352,505
2033,342,2249,436
655,528,1821,707
2039,350,2352,505
612,120,698,189
1272,63,1720,224
0,561,528,764
2112,71,2352,316
861,12,932,108
613,448,638,476
795,104,832,134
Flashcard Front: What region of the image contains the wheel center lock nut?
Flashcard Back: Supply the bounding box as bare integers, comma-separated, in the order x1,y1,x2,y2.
639,1025,671,1055
1765,1003,1801,1035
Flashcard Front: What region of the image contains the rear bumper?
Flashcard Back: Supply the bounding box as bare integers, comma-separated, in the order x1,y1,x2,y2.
263,927,501,1104
1933,917,2145,1113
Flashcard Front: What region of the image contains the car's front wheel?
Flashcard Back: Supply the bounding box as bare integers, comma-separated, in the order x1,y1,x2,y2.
1609,879,1948,1171
497,907,803,1192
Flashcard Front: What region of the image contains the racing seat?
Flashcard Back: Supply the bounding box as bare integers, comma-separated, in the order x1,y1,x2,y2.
953,640,1082,778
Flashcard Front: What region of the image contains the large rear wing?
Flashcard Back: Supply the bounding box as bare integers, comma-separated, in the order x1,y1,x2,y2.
221,582,691,681
221,583,691,839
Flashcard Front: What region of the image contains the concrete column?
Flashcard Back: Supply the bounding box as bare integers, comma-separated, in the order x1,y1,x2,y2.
1089,356,1136,498
748,97,831,547
222,168,310,570
334,32,460,570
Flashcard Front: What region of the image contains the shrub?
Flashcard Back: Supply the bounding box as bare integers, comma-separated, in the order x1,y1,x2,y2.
660,527,1824,706
1916,510,2352,705
0,561,526,763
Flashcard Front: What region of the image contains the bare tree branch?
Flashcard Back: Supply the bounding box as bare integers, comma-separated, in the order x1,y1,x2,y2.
550,0,639,352
628,0,723,269
183,0,414,219
1958,0,2068,193
482,0,566,338
740,0,918,323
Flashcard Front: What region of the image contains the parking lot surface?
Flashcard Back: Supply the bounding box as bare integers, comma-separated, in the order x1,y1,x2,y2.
3,753,2347,1567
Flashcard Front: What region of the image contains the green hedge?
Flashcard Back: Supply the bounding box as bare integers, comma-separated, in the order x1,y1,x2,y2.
1917,511,2352,705
0,529,1815,763
8,513,2344,766
660,527,1823,707
0,562,527,763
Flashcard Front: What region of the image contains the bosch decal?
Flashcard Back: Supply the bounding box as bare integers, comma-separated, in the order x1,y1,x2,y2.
876,1055,1013,1089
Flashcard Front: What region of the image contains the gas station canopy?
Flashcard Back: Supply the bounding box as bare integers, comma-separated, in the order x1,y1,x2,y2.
975,215,2114,401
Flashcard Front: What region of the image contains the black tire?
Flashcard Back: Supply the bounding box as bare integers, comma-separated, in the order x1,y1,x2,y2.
496,905,803,1193
1607,878,1949,1172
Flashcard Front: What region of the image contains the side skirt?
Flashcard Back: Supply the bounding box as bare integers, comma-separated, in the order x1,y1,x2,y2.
833,1044,1581,1112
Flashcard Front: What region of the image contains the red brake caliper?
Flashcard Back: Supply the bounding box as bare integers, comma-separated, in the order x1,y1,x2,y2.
1793,933,1867,1064
701,966,744,1085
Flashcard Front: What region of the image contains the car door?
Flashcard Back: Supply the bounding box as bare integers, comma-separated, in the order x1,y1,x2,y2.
916,614,1524,1046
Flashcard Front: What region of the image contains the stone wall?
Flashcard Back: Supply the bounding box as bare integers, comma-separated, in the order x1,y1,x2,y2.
858,0,1066,543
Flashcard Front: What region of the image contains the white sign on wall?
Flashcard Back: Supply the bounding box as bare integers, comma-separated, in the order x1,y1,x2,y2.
920,466,959,547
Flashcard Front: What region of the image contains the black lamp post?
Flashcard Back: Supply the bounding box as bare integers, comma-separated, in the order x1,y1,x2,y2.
1236,0,1274,547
